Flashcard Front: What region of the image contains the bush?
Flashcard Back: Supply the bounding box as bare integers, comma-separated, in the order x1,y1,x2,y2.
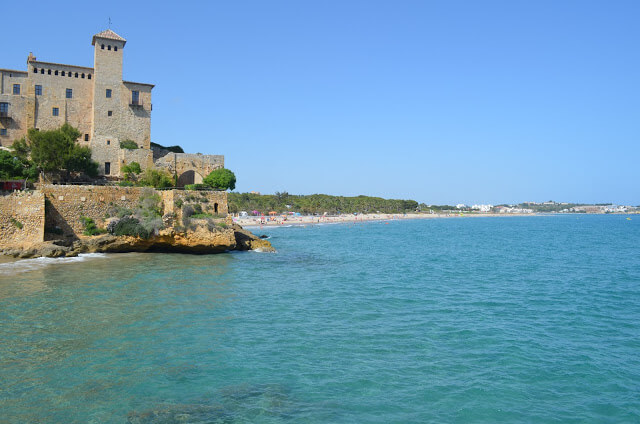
184,184,209,191
203,168,236,191
138,169,173,188
174,199,183,209
108,216,150,238
118,180,134,187
120,140,139,150
10,218,23,229
81,216,106,236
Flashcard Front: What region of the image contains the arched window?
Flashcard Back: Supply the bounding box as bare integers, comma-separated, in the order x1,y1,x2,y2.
107,45,111,51
48,69,51,75
101,44,105,50
61,71,65,76
75,72,78,78
114,46,118,52
55,70,59,76
40,68,44,74
81,73,85,78
33,68,37,73
88,74,92,80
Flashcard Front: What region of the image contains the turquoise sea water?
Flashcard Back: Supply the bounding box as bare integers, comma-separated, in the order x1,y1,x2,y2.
1,215,639,423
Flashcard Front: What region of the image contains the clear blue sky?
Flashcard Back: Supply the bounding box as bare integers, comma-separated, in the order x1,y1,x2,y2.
4,1,639,205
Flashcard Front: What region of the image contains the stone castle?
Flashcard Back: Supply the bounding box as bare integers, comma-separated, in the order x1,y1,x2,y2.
0,29,222,185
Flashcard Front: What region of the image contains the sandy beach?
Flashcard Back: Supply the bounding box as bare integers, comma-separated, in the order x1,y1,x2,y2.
233,212,532,227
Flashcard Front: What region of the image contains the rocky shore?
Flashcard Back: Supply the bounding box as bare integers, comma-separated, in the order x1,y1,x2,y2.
0,223,274,259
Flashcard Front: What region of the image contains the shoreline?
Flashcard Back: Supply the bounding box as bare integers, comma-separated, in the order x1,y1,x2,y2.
234,212,540,228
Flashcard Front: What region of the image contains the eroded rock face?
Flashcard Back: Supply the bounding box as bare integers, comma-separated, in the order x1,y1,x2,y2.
0,223,274,258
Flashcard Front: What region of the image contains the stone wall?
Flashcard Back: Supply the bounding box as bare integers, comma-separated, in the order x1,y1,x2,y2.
0,191,45,247
42,185,228,238
155,153,225,187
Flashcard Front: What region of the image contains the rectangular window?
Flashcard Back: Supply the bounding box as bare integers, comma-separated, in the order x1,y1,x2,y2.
84,134,89,141
52,107,59,116
131,90,140,105
13,84,20,95
0,103,8,114
35,85,42,96
106,89,112,98
66,88,73,99
108,111,112,117
104,162,111,175
0,129,7,136
55,70,59,76
107,140,111,145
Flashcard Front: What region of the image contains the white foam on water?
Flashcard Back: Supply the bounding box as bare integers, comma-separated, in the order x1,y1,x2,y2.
0,253,109,276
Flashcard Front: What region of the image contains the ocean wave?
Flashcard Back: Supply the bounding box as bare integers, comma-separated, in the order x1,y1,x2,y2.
0,253,108,276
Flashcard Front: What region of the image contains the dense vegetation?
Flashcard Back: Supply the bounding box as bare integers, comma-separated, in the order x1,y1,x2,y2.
228,192,420,215
0,150,38,181
105,188,164,238
119,139,139,150
8,124,99,181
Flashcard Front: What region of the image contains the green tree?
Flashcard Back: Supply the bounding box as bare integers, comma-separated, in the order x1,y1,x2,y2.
119,139,138,150
121,161,142,181
24,123,99,178
203,168,236,191
0,150,27,179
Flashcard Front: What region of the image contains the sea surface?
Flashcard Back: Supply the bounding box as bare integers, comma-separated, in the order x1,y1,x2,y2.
1,215,639,423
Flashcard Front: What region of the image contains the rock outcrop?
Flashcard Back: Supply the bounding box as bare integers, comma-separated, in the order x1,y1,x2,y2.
0,223,274,259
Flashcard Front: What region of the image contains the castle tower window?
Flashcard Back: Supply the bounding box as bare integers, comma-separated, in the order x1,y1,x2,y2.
40,69,45,74
108,111,112,117
106,89,112,98
74,72,78,78
13,84,20,95
88,74,91,79
105,162,111,175
108,45,111,51
61,71,65,76
131,90,140,105
52,107,59,116
101,44,105,50
0,129,7,136
66,88,73,99
81,73,85,78
0,103,9,115
33,68,37,73
214,203,219,214
84,134,89,141
48,69,52,75
107,140,110,145
55,70,59,76
114,46,118,51
35,85,42,96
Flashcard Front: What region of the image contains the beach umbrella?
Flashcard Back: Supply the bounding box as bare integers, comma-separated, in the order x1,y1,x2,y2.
252,210,259,215
269,211,277,215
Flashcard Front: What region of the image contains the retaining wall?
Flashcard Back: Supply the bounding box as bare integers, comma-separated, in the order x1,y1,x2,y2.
0,191,45,247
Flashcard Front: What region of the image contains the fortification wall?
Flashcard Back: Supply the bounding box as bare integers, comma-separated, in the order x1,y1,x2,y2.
154,153,224,186
0,191,45,247
41,185,228,238
43,185,149,236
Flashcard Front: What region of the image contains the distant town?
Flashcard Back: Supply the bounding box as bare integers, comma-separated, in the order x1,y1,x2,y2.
449,201,636,214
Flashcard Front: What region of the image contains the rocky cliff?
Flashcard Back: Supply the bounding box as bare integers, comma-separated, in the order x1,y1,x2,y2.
0,222,274,258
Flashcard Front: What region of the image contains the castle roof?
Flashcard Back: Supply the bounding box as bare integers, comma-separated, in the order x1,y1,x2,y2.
92,29,127,46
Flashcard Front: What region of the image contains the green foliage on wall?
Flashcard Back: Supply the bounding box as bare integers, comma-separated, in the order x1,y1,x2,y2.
119,140,139,150
203,168,236,191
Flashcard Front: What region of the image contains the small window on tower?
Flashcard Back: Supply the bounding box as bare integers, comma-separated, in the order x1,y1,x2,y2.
55,70,59,76
84,134,89,141
106,89,112,98
0,129,7,136
114,46,118,52
66,88,73,99
40,69,44,74
81,73,85,79
13,84,20,95
35,85,42,96
61,71,65,76
101,44,105,50
108,45,111,51
52,107,59,116
108,111,112,117
105,162,111,175
88,74,91,79
33,68,37,73
107,140,111,145
74,72,78,78
48,69,51,75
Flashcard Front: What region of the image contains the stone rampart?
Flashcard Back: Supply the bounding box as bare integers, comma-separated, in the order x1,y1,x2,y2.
0,191,45,247
41,185,228,238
